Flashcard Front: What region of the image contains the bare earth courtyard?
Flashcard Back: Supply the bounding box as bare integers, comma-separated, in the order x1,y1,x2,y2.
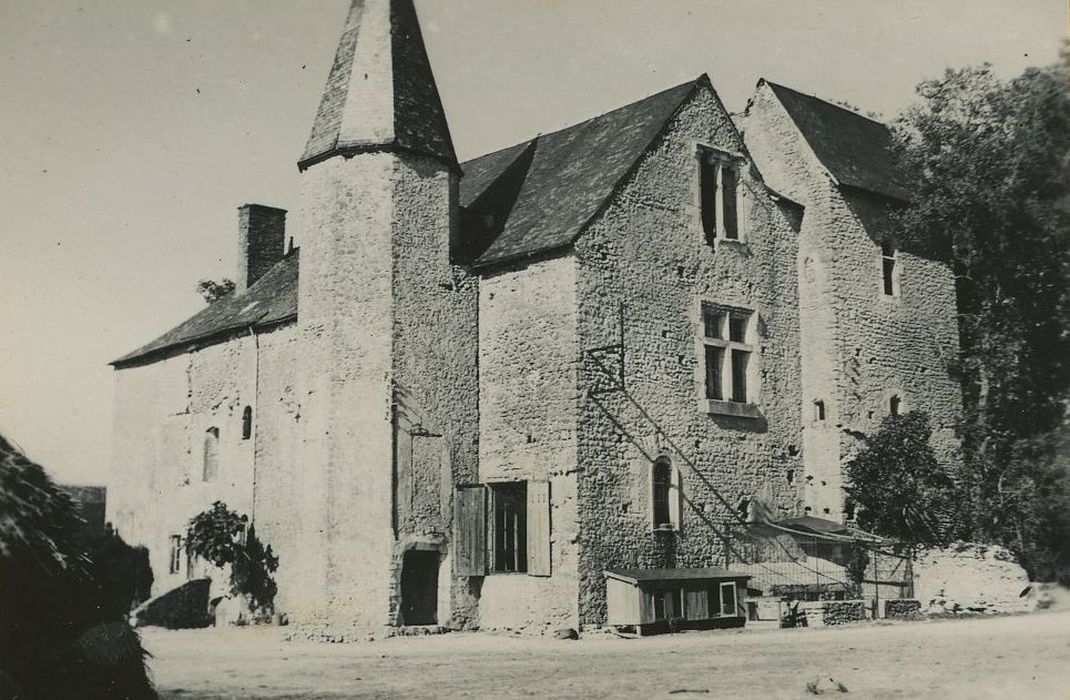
146,610,1070,699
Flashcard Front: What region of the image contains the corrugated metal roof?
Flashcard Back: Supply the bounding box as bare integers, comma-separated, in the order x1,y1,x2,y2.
764,81,911,202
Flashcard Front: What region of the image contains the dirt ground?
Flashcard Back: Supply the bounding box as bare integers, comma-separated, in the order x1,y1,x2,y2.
146,610,1070,699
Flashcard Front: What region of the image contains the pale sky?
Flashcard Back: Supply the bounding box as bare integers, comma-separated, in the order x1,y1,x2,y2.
1,0,1065,486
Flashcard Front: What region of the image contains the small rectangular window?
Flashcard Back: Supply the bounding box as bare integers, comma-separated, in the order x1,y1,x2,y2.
703,308,724,339
705,345,724,400
728,316,747,343
491,482,527,573
169,535,182,575
731,350,749,403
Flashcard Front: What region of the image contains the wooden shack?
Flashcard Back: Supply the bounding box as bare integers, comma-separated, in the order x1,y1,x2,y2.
605,567,750,634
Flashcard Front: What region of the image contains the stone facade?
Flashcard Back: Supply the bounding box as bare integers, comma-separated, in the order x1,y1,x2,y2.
107,0,961,637
741,81,962,520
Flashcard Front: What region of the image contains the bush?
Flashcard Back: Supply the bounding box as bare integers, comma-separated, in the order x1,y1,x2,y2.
0,434,155,699
186,501,279,617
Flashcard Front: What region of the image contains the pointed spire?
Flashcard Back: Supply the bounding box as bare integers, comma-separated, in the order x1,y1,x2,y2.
299,0,456,171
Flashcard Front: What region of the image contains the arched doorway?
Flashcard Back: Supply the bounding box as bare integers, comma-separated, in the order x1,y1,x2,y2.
400,549,440,626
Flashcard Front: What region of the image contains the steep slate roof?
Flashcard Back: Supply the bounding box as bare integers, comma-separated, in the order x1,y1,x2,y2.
112,251,299,366
463,78,703,266
115,78,707,365
299,0,456,170
763,80,911,202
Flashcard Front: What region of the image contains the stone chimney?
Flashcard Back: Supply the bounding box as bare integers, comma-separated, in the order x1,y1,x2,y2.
236,204,287,293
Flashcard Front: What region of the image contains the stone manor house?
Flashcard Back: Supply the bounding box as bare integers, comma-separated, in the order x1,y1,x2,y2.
107,0,961,636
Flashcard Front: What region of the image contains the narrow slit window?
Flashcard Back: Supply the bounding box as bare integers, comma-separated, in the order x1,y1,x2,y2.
814,400,826,422
203,427,219,481
889,395,901,416
652,459,672,528
881,241,897,296
241,406,253,440
722,165,739,240
700,156,718,245
169,535,182,575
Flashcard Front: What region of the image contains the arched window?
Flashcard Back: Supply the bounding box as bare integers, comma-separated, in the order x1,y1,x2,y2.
203,427,219,481
889,395,901,417
652,458,673,529
241,406,253,440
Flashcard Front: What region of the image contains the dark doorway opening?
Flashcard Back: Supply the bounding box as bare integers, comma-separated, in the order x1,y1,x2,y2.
400,550,439,626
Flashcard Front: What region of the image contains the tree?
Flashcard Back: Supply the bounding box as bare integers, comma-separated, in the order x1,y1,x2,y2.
186,501,279,617
890,54,1070,580
844,411,961,545
0,434,155,699
196,278,235,304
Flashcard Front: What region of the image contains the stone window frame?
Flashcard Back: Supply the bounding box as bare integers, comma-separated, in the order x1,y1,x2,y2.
696,145,749,248
649,455,682,533
693,299,762,419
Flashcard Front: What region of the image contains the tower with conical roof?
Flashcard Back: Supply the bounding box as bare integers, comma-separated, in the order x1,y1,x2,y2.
291,0,478,637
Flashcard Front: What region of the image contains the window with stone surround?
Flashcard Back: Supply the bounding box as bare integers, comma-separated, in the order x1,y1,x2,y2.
699,147,744,247
649,456,681,532
699,303,759,417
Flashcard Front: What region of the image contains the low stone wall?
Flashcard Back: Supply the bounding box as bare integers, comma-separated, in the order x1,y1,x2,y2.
821,600,866,626
882,598,921,619
914,542,1033,614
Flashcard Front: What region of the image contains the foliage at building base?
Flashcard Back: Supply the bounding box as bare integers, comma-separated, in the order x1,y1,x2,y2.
186,500,279,618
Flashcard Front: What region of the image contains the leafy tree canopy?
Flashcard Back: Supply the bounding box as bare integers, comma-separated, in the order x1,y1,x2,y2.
196,278,235,304
845,411,960,545
890,52,1070,580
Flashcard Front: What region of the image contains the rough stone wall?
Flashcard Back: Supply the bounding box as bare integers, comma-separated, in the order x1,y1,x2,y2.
573,85,804,628
295,152,397,636
741,83,962,519
295,151,477,638
389,154,479,629
477,255,581,631
107,327,295,598
247,323,302,615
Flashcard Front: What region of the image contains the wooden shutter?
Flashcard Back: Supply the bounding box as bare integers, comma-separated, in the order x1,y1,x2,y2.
454,485,486,576
526,480,551,576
